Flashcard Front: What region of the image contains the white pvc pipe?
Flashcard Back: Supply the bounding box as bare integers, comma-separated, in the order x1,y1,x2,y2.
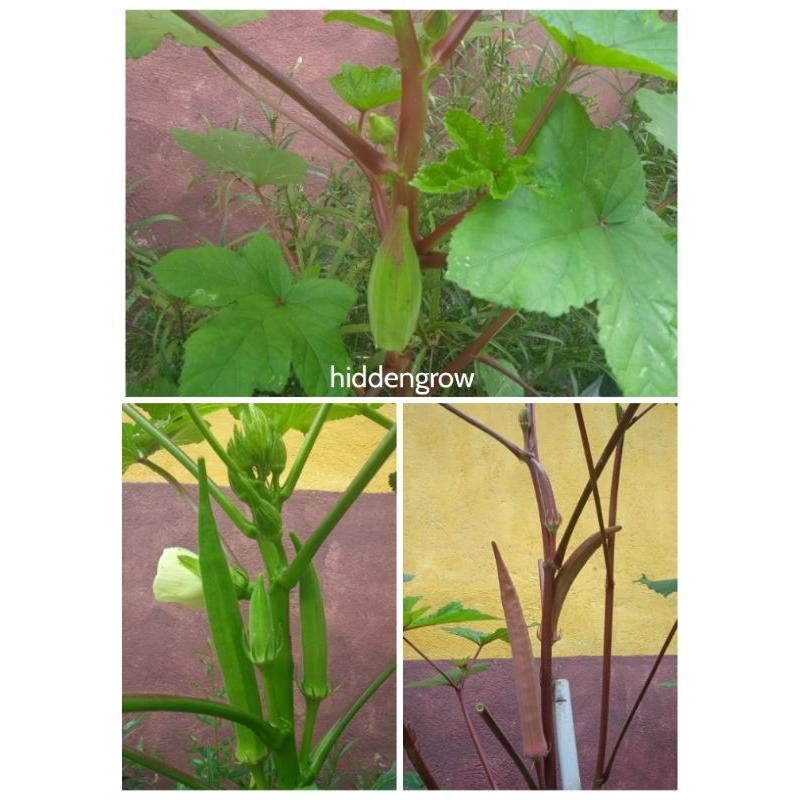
553,678,582,790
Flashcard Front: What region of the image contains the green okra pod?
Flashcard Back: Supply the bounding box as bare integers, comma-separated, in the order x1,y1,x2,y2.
290,532,332,702
196,458,267,765
290,531,331,766
247,573,281,666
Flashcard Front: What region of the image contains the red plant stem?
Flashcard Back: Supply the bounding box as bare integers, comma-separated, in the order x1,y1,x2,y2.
538,561,557,789
440,403,528,461
171,11,393,177
391,11,425,239
554,404,640,567
455,687,499,789
402,635,458,689
574,404,607,536
201,47,351,161
592,431,625,787
515,57,580,156
598,619,678,787
405,632,497,788
403,724,441,790
429,11,482,67
433,307,517,389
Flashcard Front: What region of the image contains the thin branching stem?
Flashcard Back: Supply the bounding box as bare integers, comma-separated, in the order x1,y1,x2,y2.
476,702,538,789
599,619,678,786
403,724,440,790
592,429,625,786
172,10,392,177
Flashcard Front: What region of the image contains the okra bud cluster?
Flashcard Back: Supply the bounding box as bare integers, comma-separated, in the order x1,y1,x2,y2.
227,405,287,540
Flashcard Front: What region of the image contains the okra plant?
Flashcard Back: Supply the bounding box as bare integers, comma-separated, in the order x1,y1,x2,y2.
403,403,677,789
126,10,677,397
122,402,396,789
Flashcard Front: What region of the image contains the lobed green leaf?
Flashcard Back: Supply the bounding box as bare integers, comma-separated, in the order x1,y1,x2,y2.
151,234,357,396
636,88,677,154
126,10,267,59
172,128,306,188
635,573,677,597
329,63,401,111
536,10,677,81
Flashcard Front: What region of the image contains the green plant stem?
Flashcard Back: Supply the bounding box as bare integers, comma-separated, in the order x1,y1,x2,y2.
122,694,286,750
300,697,322,766
356,404,394,430
122,744,212,789
122,404,255,537
139,457,197,511
258,573,300,788
279,403,331,501
599,618,678,787
172,10,392,177
307,659,396,782
280,424,396,589
475,702,538,789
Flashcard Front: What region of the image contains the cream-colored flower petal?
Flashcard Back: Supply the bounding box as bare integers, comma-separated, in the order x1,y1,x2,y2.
152,547,205,610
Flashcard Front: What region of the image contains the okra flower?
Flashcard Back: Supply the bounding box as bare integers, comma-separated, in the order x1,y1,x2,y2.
153,547,251,610
153,547,205,610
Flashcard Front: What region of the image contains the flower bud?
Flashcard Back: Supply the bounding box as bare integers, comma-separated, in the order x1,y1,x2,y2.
423,10,452,42
367,113,396,147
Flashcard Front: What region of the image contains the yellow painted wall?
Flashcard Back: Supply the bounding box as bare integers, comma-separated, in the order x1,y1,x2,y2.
403,403,677,658
123,404,396,493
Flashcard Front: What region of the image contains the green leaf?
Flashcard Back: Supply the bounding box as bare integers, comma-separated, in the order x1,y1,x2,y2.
403,771,426,790
636,88,677,154
634,574,677,597
442,626,511,647
122,404,218,471
404,601,497,631
405,662,491,688
475,358,524,397
403,596,431,629
412,109,529,200
171,129,306,188
126,10,267,59
151,234,357,396
403,574,415,582
323,11,395,38
536,10,677,81
450,90,676,396
329,63,401,111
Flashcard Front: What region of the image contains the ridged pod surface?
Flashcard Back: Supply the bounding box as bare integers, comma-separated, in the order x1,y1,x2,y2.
492,541,548,759
367,205,422,352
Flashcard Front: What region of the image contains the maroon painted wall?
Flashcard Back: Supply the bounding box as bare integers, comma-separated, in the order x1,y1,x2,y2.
404,656,677,790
